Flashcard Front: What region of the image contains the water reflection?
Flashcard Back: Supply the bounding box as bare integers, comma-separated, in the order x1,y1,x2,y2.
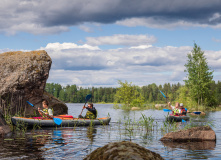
86,126,97,143
0,137,44,160
161,141,216,150
52,130,66,146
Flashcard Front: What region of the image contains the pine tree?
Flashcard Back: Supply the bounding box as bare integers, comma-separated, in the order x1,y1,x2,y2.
184,43,214,106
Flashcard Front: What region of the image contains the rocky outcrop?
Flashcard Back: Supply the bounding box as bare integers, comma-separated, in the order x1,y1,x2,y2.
84,141,164,160
0,50,67,117
160,126,216,142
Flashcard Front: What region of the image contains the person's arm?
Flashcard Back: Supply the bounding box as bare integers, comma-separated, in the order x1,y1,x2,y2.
38,107,43,116
168,102,172,109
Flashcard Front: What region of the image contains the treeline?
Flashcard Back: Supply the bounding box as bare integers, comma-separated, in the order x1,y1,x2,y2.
45,82,221,105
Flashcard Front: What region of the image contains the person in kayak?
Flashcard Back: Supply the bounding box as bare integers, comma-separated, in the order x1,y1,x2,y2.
168,102,180,116
79,103,97,119
180,103,189,115
38,99,53,118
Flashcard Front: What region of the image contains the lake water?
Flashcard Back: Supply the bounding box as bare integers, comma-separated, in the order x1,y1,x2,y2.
0,103,220,160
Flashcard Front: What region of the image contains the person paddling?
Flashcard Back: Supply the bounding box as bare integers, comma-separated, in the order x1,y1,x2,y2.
79,103,97,119
38,99,53,118
180,103,189,115
168,102,180,116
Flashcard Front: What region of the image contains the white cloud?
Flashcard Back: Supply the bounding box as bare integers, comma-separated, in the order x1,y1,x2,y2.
41,41,195,87
41,41,221,87
116,17,221,29
86,34,157,46
41,42,100,51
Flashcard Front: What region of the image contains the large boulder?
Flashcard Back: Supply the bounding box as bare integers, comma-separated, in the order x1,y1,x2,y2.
0,50,67,117
160,126,216,142
84,141,164,160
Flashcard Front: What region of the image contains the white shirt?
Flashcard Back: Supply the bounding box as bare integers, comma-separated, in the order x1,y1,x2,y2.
48,108,53,116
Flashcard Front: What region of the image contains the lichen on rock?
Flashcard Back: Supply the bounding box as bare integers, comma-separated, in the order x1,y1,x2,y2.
160,126,216,142
0,50,67,117
84,141,164,160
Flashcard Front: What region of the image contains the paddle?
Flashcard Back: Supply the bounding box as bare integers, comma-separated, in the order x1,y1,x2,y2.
163,108,201,115
26,101,62,125
80,94,92,116
163,109,171,112
160,90,168,101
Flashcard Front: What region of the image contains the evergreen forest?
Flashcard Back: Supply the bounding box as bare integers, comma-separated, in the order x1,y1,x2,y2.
45,81,221,107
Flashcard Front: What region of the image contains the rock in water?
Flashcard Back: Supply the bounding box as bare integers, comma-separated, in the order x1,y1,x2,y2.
84,141,164,160
0,50,67,116
160,126,216,142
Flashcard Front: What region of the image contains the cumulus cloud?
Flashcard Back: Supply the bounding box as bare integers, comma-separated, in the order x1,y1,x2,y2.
39,40,221,87
39,41,191,87
86,34,157,46
1,0,221,34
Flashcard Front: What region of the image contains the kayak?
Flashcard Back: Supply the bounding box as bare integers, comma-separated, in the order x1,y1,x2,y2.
11,116,111,128
166,115,190,122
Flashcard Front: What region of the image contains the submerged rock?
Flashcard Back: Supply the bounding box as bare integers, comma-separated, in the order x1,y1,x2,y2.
160,126,216,142
0,50,67,117
84,141,164,160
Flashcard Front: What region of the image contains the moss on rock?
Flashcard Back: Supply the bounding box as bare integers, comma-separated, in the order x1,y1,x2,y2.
84,141,164,160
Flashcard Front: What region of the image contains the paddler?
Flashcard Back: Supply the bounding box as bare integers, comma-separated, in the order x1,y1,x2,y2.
79,103,97,119
180,103,189,115
168,102,180,116
38,99,53,118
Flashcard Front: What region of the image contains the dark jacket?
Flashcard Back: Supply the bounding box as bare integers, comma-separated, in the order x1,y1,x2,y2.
85,107,97,119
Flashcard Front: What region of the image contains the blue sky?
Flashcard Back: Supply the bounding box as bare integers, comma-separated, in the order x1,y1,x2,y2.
1,0,221,87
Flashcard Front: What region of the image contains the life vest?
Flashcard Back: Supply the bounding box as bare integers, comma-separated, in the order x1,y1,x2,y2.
42,108,53,117
173,108,180,116
85,109,97,119
180,108,187,115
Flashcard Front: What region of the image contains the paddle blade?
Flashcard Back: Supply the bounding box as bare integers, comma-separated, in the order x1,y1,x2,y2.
26,101,34,107
85,94,92,103
193,112,201,115
160,91,166,99
163,109,171,112
53,118,62,125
